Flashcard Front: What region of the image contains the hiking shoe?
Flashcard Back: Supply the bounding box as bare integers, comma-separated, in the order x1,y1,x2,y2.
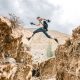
54,38,58,43
27,37,31,41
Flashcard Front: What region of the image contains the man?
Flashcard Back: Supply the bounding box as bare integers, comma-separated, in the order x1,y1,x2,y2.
27,17,58,43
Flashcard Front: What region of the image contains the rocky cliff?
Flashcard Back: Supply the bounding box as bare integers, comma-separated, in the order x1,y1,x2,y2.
0,15,79,80
0,16,32,80
56,26,80,80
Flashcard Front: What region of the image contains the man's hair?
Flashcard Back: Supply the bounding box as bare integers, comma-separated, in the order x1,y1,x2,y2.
36,17,40,19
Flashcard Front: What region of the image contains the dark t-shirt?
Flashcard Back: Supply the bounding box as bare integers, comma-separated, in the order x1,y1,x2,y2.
39,20,48,31
43,20,48,29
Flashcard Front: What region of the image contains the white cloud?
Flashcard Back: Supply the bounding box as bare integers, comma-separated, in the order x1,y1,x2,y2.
0,0,80,34
48,0,80,24
47,0,80,34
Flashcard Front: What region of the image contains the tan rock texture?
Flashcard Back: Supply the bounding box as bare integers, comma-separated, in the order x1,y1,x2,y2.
0,16,32,80
1,15,79,80
56,26,80,80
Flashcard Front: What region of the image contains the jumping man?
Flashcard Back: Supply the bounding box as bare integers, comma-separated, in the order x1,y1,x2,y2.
27,17,58,43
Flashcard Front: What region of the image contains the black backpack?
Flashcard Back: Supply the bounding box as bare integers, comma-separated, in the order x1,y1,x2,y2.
43,20,51,30
43,20,49,31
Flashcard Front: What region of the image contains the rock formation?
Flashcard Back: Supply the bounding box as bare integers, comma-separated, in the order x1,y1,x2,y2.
32,58,56,80
0,16,32,80
0,15,79,80
56,26,80,80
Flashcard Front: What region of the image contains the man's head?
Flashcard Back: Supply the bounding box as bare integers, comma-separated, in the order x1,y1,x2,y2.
36,17,43,21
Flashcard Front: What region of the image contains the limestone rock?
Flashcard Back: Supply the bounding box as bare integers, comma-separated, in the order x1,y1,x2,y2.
56,26,80,80
0,16,32,80
32,58,56,80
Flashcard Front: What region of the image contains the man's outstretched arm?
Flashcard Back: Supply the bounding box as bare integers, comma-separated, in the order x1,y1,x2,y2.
36,23,40,26
30,22,41,26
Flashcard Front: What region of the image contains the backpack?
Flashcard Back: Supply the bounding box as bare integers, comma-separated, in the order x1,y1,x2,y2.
43,21,48,31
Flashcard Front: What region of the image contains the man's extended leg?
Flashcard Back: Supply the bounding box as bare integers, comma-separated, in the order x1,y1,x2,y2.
42,29,58,43
42,29,52,38
27,28,43,40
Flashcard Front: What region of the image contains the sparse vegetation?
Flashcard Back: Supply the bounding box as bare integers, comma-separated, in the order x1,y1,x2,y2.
9,13,22,28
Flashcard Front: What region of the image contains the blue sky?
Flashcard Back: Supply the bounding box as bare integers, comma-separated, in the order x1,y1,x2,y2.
0,0,80,34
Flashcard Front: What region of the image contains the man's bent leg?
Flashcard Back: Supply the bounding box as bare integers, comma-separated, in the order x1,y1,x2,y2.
32,28,43,37
42,29,52,38
42,29,58,43
27,28,42,40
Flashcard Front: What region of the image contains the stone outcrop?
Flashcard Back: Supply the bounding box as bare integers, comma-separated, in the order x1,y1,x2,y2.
39,58,56,79
56,26,80,80
32,58,56,80
1,15,80,80
0,16,32,80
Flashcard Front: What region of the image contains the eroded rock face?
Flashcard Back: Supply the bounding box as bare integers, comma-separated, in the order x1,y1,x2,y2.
0,16,32,80
32,58,56,80
1,16,79,80
39,58,56,77
56,26,80,80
